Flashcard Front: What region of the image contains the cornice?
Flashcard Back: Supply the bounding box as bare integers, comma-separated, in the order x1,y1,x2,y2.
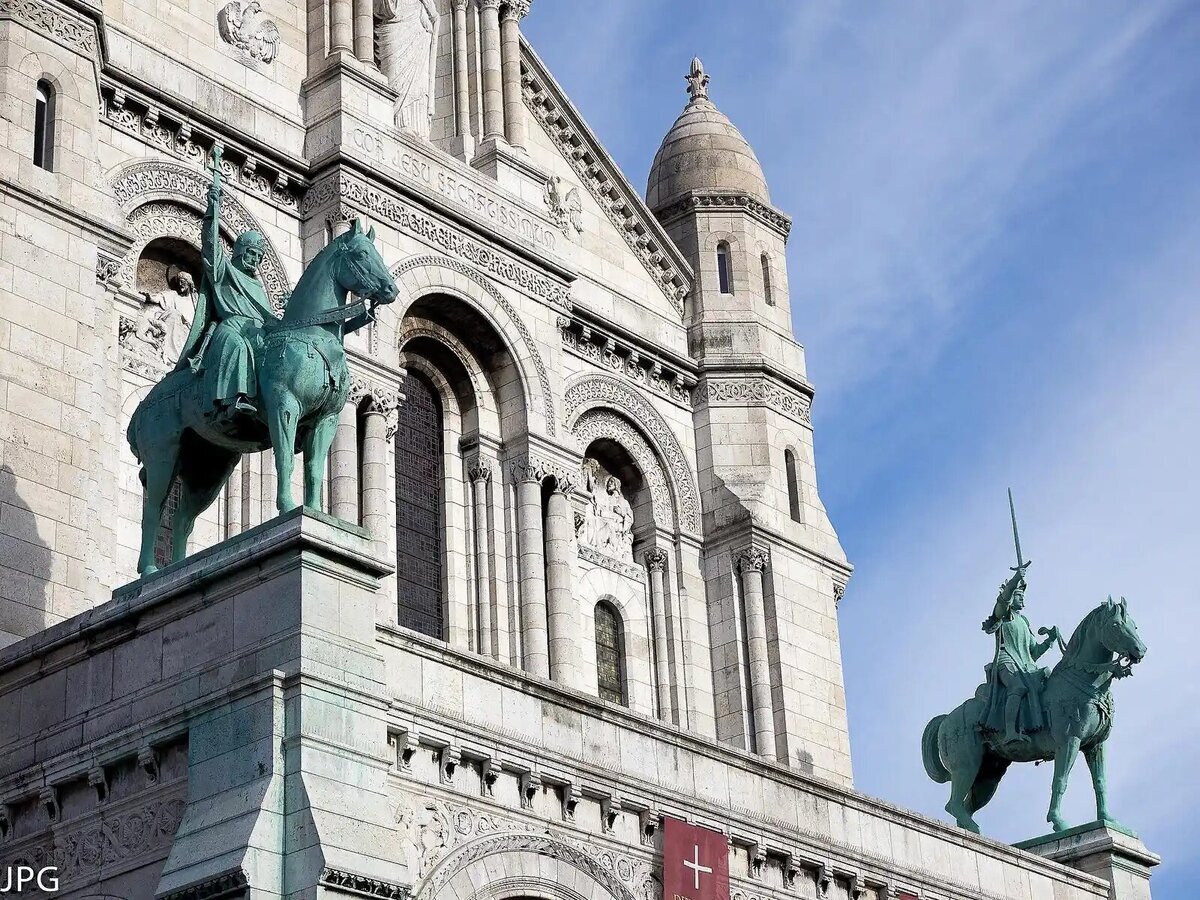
521,40,694,319
656,190,793,241
558,315,695,410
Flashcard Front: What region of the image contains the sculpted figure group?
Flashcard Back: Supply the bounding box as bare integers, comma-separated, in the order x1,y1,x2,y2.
923,492,1147,835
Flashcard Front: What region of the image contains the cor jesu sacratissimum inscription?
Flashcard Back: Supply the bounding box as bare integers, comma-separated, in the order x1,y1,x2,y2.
351,128,558,252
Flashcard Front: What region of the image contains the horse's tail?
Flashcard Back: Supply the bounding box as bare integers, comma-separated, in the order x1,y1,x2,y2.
922,714,950,783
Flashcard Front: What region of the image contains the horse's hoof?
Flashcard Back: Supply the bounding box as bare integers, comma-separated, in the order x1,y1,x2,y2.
140,565,158,577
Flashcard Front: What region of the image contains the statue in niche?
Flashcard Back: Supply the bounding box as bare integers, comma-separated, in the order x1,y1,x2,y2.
581,458,634,562
374,0,439,139
127,266,198,367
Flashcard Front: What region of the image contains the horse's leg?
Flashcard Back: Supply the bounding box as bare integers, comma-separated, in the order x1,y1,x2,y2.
172,441,240,563
943,714,985,833
302,413,338,510
1047,735,1082,832
1084,742,1113,825
137,447,178,576
264,393,302,514
967,754,1011,815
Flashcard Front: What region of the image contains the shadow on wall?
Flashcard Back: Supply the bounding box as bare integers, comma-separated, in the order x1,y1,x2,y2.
0,464,53,650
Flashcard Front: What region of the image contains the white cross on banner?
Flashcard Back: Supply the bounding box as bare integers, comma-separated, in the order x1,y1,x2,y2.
661,816,729,900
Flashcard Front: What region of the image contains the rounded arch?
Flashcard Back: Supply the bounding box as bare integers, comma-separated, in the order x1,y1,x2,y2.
16,52,81,102
400,317,500,439
564,375,699,535
107,160,291,304
417,832,639,900
391,255,554,437
574,409,676,534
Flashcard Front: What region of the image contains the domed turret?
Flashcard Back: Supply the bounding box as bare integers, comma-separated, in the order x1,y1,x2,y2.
646,58,770,213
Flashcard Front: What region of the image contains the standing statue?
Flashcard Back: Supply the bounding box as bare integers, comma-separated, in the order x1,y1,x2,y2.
127,147,400,575
581,459,635,562
922,492,1148,834
374,0,439,138
139,266,196,364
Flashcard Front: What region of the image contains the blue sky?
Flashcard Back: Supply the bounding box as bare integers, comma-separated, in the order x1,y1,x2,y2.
526,2,1200,896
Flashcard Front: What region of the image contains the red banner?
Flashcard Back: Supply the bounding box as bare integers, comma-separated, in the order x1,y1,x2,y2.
662,816,729,900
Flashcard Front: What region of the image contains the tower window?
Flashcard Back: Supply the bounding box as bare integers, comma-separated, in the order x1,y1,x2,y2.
784,448,802,523
33,80,55,171
595,600,627,705
716,242,733,295
761,253,774,306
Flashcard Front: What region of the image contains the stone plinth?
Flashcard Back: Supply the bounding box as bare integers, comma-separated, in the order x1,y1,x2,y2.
1017,823,1160,900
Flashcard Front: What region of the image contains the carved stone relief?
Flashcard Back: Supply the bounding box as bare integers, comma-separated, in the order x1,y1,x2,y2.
119,267,198,377
564,376,699,534
544,175,583,237
580,458,634,562
695,377,812,427
217,0,281,66
375,0,439,138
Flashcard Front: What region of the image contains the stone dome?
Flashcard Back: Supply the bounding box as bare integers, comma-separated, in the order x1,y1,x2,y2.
646,58,770,213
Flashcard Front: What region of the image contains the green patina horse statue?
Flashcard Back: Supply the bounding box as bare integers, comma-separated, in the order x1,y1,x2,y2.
923,596,1147,834
127,220,399,575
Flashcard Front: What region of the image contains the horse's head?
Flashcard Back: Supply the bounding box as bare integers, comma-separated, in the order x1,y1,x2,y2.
1098,596,1147,665
335,220,399,306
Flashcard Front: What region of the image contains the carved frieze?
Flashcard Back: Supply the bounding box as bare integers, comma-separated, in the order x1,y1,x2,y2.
0,0,97,56
100,86,303,213
656,193,793,240
695,377,813,427
578,545,644,582
320,869,411,899
564,376,699,535
305,173,572,311
523,67,691,318
558,316,695,408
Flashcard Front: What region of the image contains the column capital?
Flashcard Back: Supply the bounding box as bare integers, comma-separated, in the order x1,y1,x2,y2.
735,545,770,574
452,0,468,9
501,0,530,21
644,548,670,573
478,0,501,9
351,376,402,439
467,455,495,484
510,457,548,485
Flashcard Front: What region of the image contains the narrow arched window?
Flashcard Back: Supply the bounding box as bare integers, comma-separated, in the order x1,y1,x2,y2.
595,601,627,705
784,449,802,523
33,80,55,171
761,253,774,306
716,242,733,295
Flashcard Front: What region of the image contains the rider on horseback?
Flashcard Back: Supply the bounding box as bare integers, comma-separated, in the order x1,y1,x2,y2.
173,146,277,423
981,571,1061,746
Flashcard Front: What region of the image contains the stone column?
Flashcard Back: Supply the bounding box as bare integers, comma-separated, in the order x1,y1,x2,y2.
330,400,360,524
353,0,373,63
329,0,353,54
453,0,473,140
261,451,277,524
469,457,494,658
645,548,674,721
499,1,528,151
360,396,395,551
545,473,578,687
478,0,505,142
736,546,776,761
513,460,549,677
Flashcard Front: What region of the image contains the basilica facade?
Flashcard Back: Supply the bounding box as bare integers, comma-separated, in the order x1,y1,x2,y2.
0,2,1148,899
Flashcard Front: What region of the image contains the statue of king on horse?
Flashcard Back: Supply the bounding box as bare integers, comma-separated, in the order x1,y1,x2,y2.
127,147,400,575
922,492,1148,835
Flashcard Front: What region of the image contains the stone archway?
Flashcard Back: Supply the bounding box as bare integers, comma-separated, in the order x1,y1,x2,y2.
417,832,641,900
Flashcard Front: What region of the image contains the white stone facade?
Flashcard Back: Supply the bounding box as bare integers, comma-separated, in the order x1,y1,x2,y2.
0,3,1150,900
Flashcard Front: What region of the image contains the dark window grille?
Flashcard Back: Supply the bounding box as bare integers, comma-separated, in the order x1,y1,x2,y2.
393,373,445,639
153,479,182,569
761,253,774,306
595,601,627,705
785,449,802,523
717,242,733,294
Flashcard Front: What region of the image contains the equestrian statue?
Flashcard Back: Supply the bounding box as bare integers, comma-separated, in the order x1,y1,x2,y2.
922,491,1147,835
127,147,400,575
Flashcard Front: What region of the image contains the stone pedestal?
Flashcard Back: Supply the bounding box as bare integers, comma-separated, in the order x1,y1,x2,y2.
1017,823,1160,900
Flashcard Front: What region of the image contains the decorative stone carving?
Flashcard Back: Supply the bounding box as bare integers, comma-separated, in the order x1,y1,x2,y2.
0,792,187,890
109,162,292,305
395,799,449,879
466,456,494,483
833,581,847,607
101,87,303,211
391,254,557,434
0,0,97,55
544,176,584,237
638,809,659,847
580,458,634,562
304,174,571,310
601,796,621,834
523,66,690,317
564,375,700,534
96,254,122,284
519,771,541,810
138,746,160,783
38,787,58,822
578,545,643,581
320,869,411,899
561,782,581,821
128,266,197,371
439,745,461,785
375,0,439,138
574,410,676,534
88,767,109,803
655,192,792,239
558,316,695,408
736,546,770,574
217,0,281,65
695,377,813,427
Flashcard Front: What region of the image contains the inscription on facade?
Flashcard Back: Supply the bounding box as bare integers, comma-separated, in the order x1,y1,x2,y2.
351,128,558,252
